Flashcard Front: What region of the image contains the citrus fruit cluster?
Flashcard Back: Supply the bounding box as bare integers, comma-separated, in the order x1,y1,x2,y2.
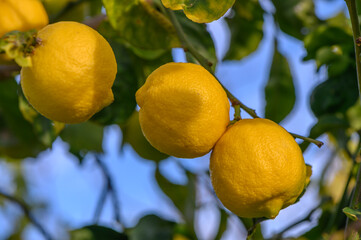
0,0,309,220
136,62,309,219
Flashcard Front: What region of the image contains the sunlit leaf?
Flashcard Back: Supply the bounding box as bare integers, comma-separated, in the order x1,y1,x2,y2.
343,207,361,221
265,42,295,123
103,0,180,59
224,0,264,61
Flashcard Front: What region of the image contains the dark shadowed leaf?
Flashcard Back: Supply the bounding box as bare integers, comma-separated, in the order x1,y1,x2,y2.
121,111,168,162
91,37,138,126
175,12,217,70
128,214,175,240
60,122,104,159
224,0,264,61
70,225,128,240
265,42,295,123
102,0,180,59
0,79,46,158
272,0,320,40
310,69,358,118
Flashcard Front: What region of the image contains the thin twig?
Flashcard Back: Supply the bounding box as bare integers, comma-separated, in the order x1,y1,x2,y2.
164,6,323,148
271,198,330,239
94,155,122,225
0,190,53,240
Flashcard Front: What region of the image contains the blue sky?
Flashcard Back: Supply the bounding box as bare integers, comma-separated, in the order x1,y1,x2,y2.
0,0,348,239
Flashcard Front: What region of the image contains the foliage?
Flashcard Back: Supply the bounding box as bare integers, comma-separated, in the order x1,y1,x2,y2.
0,0,361,239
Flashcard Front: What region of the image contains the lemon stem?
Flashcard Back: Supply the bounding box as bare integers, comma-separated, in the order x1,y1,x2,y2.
164,6,323,148
0,189,54,240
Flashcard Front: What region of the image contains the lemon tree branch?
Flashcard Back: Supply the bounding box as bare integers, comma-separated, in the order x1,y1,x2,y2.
164,7,323,148
0,190,53,240
93,155,122,227
345,0,361,234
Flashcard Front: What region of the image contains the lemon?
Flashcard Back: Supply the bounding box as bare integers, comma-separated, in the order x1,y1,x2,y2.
162,0,235,23
0,0,48,37
122,111,169,162
210,118,308,219
136,62,230,158
21,21,117,124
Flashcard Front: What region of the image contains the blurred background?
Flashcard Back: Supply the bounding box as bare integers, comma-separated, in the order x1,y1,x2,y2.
0,0,356,239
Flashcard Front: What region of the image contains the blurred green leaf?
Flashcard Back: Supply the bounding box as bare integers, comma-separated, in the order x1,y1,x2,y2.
0,79,46,159
71,225,128,240
122,111,168,162
128,214,175,240
60,122,104,159
155,167,196,236
214,209,228,240
310,69,358,118
304,25,353,61
224,0,264,60
102,0,180,59
265,42,295,123
272,0,320,40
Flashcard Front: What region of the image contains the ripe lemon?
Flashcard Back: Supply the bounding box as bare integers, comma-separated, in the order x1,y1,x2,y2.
210,118,307,219
0,0,48,37
161,0,235,23
21,21,117,124
136,62,230,158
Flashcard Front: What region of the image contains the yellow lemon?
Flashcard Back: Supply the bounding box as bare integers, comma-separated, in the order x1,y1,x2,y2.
210,118,307,219
162,0,235,23
136,62,230,158
0,0,48,37
21,21,117,124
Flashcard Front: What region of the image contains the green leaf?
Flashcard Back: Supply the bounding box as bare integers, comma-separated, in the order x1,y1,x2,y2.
265,42,295,123
60,122,104,159
102,0,180,59
175,12,217,70
214,209,228,240
310,68,358,118
343,207,361,221
272,0,320,40
304,25,353,62
128,214,175,240
70,225,128,240
0,79,46,158
224,0,264,60
91,37,138,126
155,167,196,235
122,111,168,162
162,0,235,23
